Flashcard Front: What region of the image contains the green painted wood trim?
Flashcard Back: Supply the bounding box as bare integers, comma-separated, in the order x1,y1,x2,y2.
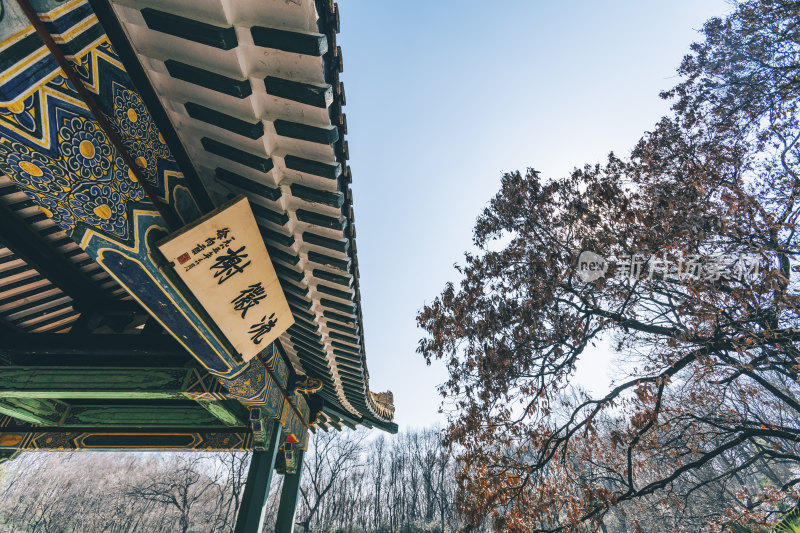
202,138,273,173
322,310,356,325
283,155,340,179
0,367,191,399
141,8,237,50
195,399,249,427
0,397,68,425
336,366,362,379
329,331,359,345
264,76,331,108
216,168,281,200
300,358,331,373
279,280,309,298
287,304,316,322
325,408,361,429
292,315,321,334
302,231,348,253
250,202,289,226
165,60,252,98
290,183,343,208
266,245,300,266
295,210,344,230
333,351,361,362
60,404,229,428
288,333,323,353
234,422,282,533
312,269,350,287
288,336,326,357
259,226,295,247
275,448,304,533
186,103,264,139
288,322,321,341
274,119,338,145
308,250,348,271
251,26,327,56
285,292,312,311
316,284,352,301
274,263,304,283
325,320,358,336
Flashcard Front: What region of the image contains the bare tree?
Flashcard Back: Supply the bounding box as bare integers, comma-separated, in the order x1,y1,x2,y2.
126,454,223,533
297,429,365,532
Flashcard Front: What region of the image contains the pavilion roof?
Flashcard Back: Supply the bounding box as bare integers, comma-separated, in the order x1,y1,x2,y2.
0,0,395,433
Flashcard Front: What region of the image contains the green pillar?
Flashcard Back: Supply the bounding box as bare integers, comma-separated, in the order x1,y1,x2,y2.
235,421,283,533
275,449,305,533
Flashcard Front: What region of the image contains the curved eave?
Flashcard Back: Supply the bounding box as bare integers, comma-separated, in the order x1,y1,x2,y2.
98,0,394,429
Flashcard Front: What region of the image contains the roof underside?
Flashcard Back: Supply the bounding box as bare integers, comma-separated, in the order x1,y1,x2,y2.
0,174,137,334
99,0,394,429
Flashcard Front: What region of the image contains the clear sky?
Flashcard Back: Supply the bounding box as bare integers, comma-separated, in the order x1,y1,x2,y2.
338,1,731,431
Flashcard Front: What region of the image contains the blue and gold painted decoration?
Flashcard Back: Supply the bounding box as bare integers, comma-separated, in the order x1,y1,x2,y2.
0,0,280,405
224,359,271,404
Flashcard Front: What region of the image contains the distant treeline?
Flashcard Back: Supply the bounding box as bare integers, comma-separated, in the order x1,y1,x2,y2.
0,426,465,533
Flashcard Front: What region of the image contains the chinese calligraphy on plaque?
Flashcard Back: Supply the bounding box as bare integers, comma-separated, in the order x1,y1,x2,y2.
157,195,294,362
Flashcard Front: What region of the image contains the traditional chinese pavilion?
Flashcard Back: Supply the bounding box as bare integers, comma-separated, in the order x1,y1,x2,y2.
0,0,395,531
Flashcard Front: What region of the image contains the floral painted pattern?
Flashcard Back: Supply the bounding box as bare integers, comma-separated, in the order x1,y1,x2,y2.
69,183,127,235
0,142,70,198
113,88,150,138
58,116,112,181
31,193,77,231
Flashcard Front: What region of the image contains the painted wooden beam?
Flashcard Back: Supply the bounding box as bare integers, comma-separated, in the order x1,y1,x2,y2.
250,202,290,226
308,251,349,271
202,138,274,173
302,232,348,253
0,425,254,452
141,8,237,50
59,403,229,428
275,448,304,533
185,102,264,139
217,168,281,200
259,226,295,248
165,59,252,98
290,184,343,208
273,263,304,283
274,120,338,145
295,210,345,231
196,398,249,427
312,269,351,287
251,27,327,56
0,366,248,426
283,155,340,180
264,76,331,108
265,245,300,266
0,367,192,399
0,397,68,425
316,284,352,301
234,421,282,533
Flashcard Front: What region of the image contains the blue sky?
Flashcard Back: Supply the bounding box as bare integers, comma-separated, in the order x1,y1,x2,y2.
338,1,731,430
